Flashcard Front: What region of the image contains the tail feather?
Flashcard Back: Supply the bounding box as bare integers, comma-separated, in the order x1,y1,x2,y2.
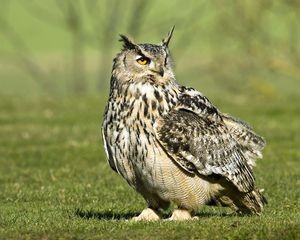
212,188,267,215
235,189,267,215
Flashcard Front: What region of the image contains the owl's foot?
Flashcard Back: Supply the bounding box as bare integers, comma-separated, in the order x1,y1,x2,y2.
131,208,161,221
167,209,197,221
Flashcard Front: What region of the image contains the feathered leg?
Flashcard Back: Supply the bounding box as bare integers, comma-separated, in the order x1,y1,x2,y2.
167,209,199,221
131,208,161,221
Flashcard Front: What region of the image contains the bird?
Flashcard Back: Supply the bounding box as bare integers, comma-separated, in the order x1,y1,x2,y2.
101,26,267,221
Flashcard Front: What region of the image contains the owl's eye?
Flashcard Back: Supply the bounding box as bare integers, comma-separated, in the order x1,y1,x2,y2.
136,56,150,65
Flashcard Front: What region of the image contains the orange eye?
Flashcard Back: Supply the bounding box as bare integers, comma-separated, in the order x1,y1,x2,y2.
137,57,149,65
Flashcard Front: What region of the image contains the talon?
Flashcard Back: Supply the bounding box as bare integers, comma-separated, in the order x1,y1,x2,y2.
167,209,193,221
131,208,161,221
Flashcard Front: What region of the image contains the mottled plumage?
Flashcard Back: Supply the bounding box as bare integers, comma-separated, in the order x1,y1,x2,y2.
101,27,267,220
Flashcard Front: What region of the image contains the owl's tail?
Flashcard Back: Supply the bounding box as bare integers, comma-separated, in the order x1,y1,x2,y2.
234,189,267,215
212,188,267,215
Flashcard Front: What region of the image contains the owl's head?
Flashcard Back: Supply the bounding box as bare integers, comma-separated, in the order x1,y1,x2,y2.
112,27,175,84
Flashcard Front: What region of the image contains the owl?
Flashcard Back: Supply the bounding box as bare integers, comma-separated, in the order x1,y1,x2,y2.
101,27,267,221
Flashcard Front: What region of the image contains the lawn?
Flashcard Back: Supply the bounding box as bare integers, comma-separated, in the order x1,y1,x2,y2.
0,94,299,240
1,1,300,239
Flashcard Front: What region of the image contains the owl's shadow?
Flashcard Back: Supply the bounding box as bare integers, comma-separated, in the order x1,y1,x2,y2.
75,208,137,220
75,209,233,221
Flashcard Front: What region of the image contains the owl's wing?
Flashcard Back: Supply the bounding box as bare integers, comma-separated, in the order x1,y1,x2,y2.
154,87,255,192
101,128,118,173
221,113,266,167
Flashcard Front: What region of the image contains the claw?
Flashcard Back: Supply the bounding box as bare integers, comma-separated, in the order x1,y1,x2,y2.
166,209,196,221
131,208,161,221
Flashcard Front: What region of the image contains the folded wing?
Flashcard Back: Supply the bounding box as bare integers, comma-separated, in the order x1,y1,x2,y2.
155,87,263,193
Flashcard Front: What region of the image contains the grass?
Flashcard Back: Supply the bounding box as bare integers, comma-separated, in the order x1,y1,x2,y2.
1,1,300,238
0,94,299,240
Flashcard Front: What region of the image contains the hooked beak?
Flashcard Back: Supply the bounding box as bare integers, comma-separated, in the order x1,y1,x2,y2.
150,66,164,77
158,67,164,77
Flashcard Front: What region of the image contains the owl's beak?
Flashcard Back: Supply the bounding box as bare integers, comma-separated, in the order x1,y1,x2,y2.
158,67,164,77
150,66,164,77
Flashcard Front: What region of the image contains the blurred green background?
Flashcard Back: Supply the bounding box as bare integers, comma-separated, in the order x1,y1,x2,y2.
1,1,300,239
1,0,300,100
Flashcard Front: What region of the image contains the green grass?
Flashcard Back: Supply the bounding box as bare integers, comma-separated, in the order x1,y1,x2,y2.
1,1,300,238
0,95,299,239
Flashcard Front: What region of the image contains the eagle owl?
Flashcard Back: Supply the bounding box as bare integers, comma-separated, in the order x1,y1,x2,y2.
102,27,267,221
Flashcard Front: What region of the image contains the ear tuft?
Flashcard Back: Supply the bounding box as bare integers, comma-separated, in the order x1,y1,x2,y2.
161,25,175,47
119,34,137,50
